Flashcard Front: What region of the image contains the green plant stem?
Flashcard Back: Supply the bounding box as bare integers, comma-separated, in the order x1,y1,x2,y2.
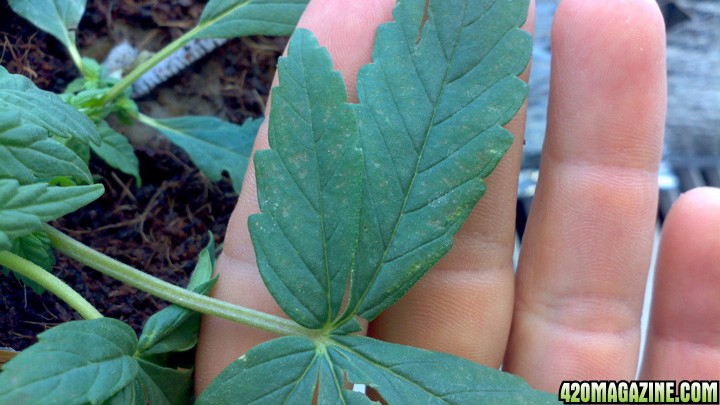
0,251,102,320
102,25,204,103
68,43,83,73
44,225,311,338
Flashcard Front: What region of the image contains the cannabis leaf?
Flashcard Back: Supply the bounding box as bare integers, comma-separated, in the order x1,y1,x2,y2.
343,0,532,321
136,236,218,356
90,121,141,186
0,318,137,404
0,111,93,185
198,335,556,404
194,0,309,39
0,67,100,145
248,28,362,329
106,359,193,405
196,336,322,404
202,0,548,400
0,318,192,405
7,0,86,51
140,115,261,193
330,336,554,403
0,179,104,250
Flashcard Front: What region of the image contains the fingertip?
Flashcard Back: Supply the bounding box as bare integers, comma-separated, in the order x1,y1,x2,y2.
554,0,665,45
641,187,720,379
657,187,720,277
552,0,666,91
547,0,666,170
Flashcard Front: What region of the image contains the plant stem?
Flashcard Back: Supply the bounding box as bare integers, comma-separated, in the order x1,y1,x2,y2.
68,43,84,74
0,251,102,320
44,226,310,338
102,25,205,103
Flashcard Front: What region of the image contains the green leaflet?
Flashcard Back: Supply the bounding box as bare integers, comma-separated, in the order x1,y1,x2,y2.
106,360,193,405
139,115,261,193
7,0,86,50
196,336,322,404
90,121,141,186
198,336,555,403
0,67,100,145
0,318,138,404
0,318,193,405
0,179,104,250
136,236,218,356
249,28,363,329
344,0,532,321
247,0,531,327
330,336,556,403
195,0,309,39
0,112,92,185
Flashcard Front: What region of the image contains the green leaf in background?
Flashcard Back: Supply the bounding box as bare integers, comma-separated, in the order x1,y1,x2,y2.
139,114,261,193
248,28,362,329
107,360,193,405
195,0,309,39
0,232,56,294
90,120,141,186
7,0,86,50
136,236,218,356
0,318,138,404
0,67,100,145
0,318,195,405
0,179,104,250
198,335,555,403
0,111,92,185
343,0,532,322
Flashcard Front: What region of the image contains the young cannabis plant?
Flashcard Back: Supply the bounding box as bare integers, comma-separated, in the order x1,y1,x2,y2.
0,0,308,294
6,0,310,192
0,0,559,403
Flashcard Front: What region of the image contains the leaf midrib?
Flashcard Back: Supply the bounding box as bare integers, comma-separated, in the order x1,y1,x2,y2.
142,117,243,157
299,37,334,326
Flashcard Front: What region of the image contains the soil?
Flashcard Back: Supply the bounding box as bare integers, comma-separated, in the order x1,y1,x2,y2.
0,1,285,352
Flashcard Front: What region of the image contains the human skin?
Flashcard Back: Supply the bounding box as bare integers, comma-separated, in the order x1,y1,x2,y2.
196,0,720,393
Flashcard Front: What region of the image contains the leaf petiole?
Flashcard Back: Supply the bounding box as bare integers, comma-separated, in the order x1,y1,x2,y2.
0,250,102,320
44,225,311,338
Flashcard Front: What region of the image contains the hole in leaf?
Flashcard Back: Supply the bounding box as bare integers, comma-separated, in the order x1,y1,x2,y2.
366,385,387,404
416,0,430,44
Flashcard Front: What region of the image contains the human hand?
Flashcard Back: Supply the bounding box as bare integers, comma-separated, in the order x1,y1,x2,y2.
196,0,720,393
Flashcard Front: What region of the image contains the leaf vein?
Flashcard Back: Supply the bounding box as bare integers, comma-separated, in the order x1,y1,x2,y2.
369,109,409,197
379,62,420,155
418,126,492,175
400,174,479,217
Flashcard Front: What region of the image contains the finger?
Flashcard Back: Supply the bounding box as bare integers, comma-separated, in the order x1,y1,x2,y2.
195,0,395,392
503,0,666,390
640,187,720,380
368,0,535,368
